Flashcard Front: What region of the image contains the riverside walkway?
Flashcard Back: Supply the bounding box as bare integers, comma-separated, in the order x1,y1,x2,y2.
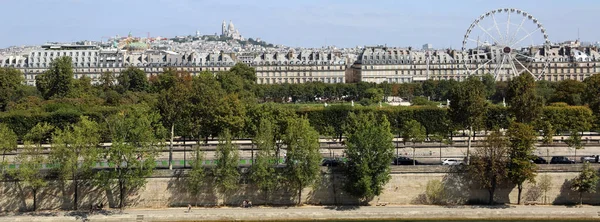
2,205,600,221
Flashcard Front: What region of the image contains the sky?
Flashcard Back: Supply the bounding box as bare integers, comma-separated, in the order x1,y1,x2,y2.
0,0,598,49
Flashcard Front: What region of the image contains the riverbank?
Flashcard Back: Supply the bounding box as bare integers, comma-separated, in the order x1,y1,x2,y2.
2,205,600,221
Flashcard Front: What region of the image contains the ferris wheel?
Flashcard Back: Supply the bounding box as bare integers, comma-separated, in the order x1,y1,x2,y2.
461,8,551,81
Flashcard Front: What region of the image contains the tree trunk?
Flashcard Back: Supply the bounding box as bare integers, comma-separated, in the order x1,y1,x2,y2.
169,123,174,170
119,179,125,210
33,188,37,211
74,175,79,210
579,192,583,206
488,188,494,205
517,184,522,205
467,126,473,165
297,189,302,205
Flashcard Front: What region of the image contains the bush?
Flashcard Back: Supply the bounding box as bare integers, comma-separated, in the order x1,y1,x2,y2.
411,96,438,106
425,179,445,204
359,98,372,106
549,102,569,107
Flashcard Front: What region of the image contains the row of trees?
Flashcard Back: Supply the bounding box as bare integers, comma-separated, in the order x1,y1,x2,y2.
0,106,163,211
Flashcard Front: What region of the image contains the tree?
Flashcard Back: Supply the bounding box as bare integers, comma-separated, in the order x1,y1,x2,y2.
552,79,585,105
401,120,426,165
156,71,193,169
249,118,279,204
583,74,600,127
13,123,54,211
0,67,24,111
213,129,241,203
465,130,508,204
507,122,537,204
538,174,552,205
186,146,205,204
99,71,116,91
95,106,164,210
35,56,74,99
448,76,487,164
565,130,583,162
507,73,542,123
117,67,148,93
571,162,599,205
282,116,321,205
13,141,47,211
50,116,101,210
343,112,394,202
481,73,496,99
0,124,17,174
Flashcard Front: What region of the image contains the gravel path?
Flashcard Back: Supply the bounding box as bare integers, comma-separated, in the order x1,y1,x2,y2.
2,205,600,221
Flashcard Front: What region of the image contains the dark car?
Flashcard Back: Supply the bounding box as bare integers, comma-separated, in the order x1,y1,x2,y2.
533,156,547,164
550,156,575,164
393,156,419,165
321,158,342,167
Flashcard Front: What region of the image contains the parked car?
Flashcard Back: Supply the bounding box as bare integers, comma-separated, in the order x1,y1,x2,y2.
550,156,575,164
321,158,342,167
580,155,599,163
393,156,419,165
532,156,547,164
442,158,464,166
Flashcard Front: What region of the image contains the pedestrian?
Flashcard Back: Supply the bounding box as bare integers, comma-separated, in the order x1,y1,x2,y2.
188,204,192,213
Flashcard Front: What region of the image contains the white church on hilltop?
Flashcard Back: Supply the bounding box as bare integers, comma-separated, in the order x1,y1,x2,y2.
221,20,244,41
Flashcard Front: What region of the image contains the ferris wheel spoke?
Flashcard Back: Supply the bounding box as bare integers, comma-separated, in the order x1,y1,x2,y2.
507,54,520,78
467,59,493,75
477,23,500,45
491,13,506,45
506,12,511,44
493,55,506,78
512,56,535,76
509,16,527,46
510,27,542,48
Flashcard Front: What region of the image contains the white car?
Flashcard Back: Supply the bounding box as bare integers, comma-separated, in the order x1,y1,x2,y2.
442,159,464,166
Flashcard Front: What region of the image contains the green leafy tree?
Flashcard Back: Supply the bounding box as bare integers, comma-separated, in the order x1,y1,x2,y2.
13,123,53,211
507,122,538,204
583,74,600,127
249,118,279,204
95,106,164,210
283,116,321,205
507,73,543,123
13,141,47,211
213,129,241,203
565,130,583,162
0,67,24,111
156,71,193,169
481,73,496,99
117,67,148,93
465,130,508,204
24,122,54,144
448,76,487,164
401,120,426,165
50,116,100,210
552,79,585,105
537,119,555,145
35,56,74,99
186,149,205,203
571,162,599,205
0,124,17,173
343,112,394,202
99,71,116,91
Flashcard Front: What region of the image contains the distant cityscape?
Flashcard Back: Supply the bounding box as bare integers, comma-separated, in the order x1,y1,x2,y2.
2,9,600,86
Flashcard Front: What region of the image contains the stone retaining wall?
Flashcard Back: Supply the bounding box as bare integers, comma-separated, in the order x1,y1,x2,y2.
1,165,599,211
